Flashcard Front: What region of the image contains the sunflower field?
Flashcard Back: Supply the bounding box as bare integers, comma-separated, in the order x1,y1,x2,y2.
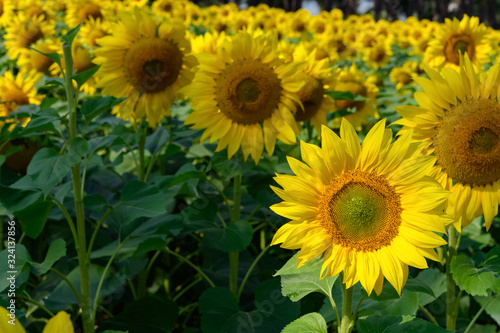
1,0,500,332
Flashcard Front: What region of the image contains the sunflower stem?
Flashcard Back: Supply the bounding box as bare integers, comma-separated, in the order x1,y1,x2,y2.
229,173,242,297
463,295,499,333
446,225,459,330
63,42,94,333
339,282,354,333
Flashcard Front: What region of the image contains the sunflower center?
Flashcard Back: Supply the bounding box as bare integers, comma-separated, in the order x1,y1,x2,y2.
444,35,475,66
434,98,500,186
22,27,44,47
319,170,401,251
80,3,103,22
294,77,324,122
216,59,282,125
125,38,183,94
236,78,260,103
334,81,367,111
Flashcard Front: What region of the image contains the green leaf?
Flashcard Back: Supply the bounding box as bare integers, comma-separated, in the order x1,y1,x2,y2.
83,194,110,211
107,181,166,226
359,292,418,317
22,108,61,135
202,220,253,252
87,135,123,155
473,295,500,326
362,278,435,301
72,65,100,89
133,237,166,256
145,127,170,154
31,239,66,275
199,287,239,333
29,48,61,67
357,316,452,333
97,296,177,333
0,186,42,213
200,279,300,333
281,313,327,333
451,246,500,296
460,216,493,251
81,96,125,122
275,252,338,301
325,90,368,101
61,23,82,46
26,146,84,197
415,268,446,306
15,197,53,238
45,77,65,87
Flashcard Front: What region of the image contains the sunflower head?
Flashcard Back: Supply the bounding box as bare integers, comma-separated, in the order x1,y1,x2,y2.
330,64,379,131
394,54,500,230
424,14,492,70
95,7,196,126
182,31,306,163
271,118,450,295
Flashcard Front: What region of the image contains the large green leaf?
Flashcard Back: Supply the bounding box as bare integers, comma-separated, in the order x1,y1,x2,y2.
22,108,61,135
15,196,53,238
275,252,338,301
415,268,446,306
451,246,500,296
31,239,66,275
281,313,327,333
26,139,87,196
199,287,239,333
107,181,166,226
202,220,253,252
362,278,435,301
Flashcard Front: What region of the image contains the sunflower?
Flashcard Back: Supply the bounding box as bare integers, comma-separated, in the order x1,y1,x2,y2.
394,55,500,231
189,30,226,56
79,16,110,47
65,0,111,27
423,14,491,71
16,0,56,22
4,14,56,65
271,118,450,295
0,70,42,127
291,45,335,134
94,7,196,126
330,63,379,131
361,39,393,70
181,31,306,163
389,61,420,90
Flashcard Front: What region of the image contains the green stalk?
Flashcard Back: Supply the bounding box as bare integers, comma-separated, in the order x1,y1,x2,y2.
63,44,93,333
463,295,499,333
339,281,354,333
229,173,242,297
446,225,459,331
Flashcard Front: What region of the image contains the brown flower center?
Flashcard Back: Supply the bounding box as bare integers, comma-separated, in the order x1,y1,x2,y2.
444,34,475,66
125,38,183,94
216,59,282,125
294,77,324,122
434,98,500,186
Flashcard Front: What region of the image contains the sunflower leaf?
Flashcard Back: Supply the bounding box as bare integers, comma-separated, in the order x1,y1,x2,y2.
281,312,327,333
72,65,101,90
451,246,500,296
202,220,253,252
275,252,338,301
61,23,82,47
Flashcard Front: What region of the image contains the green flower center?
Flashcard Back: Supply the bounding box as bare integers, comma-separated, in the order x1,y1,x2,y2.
330,183,387,242
319,170,402,252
